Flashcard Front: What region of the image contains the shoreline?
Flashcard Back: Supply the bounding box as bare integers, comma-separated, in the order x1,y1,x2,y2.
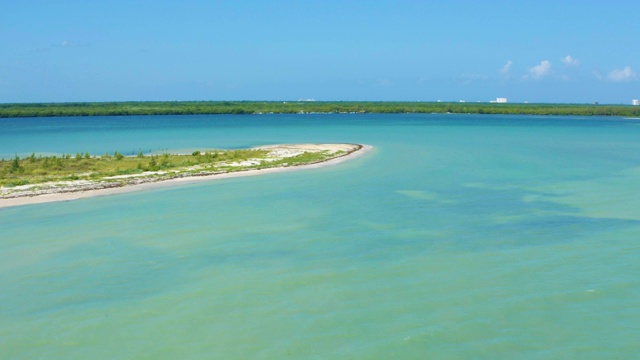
0,144,372,209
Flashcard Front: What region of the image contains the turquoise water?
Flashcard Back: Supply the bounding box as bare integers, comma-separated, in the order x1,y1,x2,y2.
1,114,639,358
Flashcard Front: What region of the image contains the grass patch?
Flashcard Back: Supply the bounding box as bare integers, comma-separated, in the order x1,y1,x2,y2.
1,148,344,187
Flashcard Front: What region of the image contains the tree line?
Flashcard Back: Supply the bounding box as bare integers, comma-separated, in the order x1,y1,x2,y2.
1,101,640,118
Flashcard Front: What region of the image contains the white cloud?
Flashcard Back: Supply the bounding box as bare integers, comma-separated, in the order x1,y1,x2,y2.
561,55,579,66
500,60,513,74
603,66,637,82
528,60,551,79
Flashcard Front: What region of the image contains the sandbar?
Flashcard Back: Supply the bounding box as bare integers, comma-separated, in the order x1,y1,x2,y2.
0,144,372,208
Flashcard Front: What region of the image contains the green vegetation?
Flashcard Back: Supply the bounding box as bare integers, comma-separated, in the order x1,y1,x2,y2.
1,101,640,118
0,148,338,188
264,150,338,167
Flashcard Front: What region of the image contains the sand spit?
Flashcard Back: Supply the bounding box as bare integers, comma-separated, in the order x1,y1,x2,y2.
0,144,371,208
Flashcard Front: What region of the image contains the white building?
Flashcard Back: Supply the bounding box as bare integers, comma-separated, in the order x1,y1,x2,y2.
632,99,639,106
496,97,508,103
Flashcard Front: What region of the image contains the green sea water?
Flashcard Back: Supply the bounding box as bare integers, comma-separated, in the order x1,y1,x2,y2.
1,114,639,358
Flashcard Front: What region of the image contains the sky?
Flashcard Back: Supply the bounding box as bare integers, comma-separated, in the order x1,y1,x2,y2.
1,1,639,104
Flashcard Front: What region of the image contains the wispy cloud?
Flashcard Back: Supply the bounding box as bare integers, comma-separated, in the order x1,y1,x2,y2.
33,40,89,53
527,60,551,80
456,73,489,84
598,66,637,82
375,78,392,87
60,40,89,48
561,55,579,66
500,60,513,74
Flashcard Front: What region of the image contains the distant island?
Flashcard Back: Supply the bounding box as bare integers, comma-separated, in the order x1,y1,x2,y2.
1,101,640,118
0,143,370,208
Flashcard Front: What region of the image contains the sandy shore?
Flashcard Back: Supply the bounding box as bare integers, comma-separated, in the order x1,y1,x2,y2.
0,144,372,209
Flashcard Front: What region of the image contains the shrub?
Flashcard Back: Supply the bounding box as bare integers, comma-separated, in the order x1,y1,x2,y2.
160,154,170,167
6,179,29,187
149,155,157,168
10,155,21,173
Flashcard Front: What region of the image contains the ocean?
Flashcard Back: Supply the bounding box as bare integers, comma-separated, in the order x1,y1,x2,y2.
1,113,639,358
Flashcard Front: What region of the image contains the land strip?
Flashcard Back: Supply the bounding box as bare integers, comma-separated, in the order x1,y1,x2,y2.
0,144,371,208
1,101,640,118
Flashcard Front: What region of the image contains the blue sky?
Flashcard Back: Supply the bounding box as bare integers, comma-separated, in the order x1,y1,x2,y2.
1,1,639,104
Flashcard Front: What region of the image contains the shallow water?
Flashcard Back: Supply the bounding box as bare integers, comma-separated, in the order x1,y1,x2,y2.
1,114,639,358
